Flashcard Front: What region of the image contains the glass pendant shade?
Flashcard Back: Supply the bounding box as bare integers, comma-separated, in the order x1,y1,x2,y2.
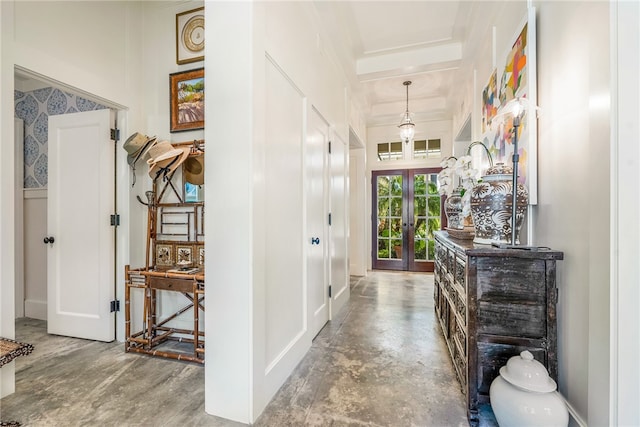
398,113,415,143
398,81,415,143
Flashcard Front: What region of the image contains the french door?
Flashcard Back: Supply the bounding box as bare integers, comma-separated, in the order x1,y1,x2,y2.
372,168,443,272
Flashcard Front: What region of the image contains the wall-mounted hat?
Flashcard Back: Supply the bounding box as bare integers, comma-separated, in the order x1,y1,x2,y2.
183,154,204,185
147,141,191,182
123,132,157,186
123,132,157,166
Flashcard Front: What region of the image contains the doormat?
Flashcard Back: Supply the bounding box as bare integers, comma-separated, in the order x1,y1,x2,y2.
0,337,34,367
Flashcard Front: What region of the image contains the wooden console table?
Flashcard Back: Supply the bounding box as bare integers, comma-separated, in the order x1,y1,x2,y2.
434,231,563,426
124,266,204,364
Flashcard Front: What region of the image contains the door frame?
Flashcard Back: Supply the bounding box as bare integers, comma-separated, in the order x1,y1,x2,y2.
14,118,25,318
371,167,444,272
12,67,128,342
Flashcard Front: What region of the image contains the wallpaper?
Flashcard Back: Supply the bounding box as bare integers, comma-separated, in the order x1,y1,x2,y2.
14,88,108,189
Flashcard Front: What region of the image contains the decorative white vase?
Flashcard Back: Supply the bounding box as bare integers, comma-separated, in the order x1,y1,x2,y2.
490,351,569,427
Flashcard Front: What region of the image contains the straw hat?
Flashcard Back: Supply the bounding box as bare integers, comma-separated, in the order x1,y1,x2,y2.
147,141,191,181
183,154,204,185
123,132,157,166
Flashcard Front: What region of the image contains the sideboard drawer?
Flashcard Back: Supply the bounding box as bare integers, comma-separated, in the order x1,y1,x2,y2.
149,276,196,293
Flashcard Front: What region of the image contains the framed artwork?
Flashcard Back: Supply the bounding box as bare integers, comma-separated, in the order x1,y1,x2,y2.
481,70,498,134
198,246,204,266
176,245,193,265
156,244,173,267
176,7,204,65
170,68,204,132
479,7,538,204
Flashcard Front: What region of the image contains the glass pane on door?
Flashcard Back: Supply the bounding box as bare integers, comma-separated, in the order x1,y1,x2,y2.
413,173,441,264
376,174,403,260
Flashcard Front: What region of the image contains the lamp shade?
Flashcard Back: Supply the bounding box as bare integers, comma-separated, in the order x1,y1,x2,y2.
398,81,415,143
399,113,415,142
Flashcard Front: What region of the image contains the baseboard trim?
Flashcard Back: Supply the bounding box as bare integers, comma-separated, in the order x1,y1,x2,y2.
24,299,47,320
558,391,588,427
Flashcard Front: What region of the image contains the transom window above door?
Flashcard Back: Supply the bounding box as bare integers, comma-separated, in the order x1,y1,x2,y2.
377,138,442,161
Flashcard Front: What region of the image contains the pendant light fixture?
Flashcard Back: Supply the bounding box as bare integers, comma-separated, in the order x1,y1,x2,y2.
398,80,415,144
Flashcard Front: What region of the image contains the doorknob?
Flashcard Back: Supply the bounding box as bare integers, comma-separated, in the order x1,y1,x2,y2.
44,236,55,245
311,237,320,245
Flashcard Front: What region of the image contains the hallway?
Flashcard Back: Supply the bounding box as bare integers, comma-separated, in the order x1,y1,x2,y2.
1,271,467,426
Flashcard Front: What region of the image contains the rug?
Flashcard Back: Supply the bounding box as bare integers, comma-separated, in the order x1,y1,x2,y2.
0,337,34,367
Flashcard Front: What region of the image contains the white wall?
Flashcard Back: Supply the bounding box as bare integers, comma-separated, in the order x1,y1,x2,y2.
534,2,610,425
0,2,17,397
611,2,640,425
349,148,367,276
23,191,47,320
204,1,354,423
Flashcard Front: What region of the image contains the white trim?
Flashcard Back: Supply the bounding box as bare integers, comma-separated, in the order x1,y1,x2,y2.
610,1,640,425
114,109,129,343
15,118,24,318
559,392,588,427
15,65,127,112
23,188,47,199
609,3,619,425
24,299,46,320
264,330,306,375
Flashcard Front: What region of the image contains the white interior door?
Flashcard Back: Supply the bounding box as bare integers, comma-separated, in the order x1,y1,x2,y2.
307,108,329,337
47,109,115,342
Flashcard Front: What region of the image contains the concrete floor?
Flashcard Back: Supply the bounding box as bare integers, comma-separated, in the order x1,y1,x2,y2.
1,271,468,426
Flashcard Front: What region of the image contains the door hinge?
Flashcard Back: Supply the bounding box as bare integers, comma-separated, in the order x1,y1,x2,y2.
110,300,120,313
328,141,332,154
110,214,120,227
328,212,332,226
110,128,120,142
329,285,332,298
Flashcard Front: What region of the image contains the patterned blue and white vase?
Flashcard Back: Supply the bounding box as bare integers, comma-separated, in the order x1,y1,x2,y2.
444,187,465,230
469,163,528,244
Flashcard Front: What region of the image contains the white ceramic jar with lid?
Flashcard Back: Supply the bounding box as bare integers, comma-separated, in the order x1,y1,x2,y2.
489,350,568,427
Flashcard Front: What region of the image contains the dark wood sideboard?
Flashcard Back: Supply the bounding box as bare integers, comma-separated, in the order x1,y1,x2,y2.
433,231,563,426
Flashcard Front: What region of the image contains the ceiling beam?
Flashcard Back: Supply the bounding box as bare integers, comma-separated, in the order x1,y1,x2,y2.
356,42,462,80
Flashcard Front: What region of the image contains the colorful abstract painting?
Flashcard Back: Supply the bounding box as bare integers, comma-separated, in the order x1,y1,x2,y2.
479,12,537,203
499,23,528,104
482,70,498,134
